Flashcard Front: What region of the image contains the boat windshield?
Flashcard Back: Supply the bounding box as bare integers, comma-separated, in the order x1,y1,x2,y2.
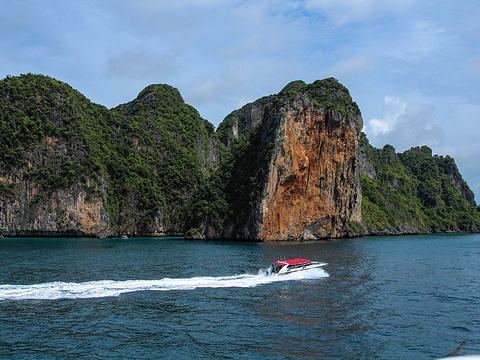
287,263,307,269
270,263,284,273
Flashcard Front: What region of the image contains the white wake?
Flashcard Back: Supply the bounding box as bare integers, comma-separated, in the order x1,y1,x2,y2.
0,268,328,301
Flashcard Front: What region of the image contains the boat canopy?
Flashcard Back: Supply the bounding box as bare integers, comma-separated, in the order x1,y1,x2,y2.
274,258,312,266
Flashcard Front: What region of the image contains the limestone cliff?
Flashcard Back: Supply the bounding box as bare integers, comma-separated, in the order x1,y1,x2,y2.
0,164,109,237
357,137,480,235
2,74,477,239
261,100,362,240
0,131,110,236
0,74,219,237
0,74,111,236
209,78,364,240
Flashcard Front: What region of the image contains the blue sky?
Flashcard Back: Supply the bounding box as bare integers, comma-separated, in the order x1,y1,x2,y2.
1,0,480,200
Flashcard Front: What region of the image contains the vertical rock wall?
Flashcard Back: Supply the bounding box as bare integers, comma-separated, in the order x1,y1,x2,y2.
0,170,109,237
259,98,362,240
0,136,110,237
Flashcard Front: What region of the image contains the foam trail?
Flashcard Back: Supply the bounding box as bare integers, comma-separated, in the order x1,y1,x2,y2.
0,268,328,301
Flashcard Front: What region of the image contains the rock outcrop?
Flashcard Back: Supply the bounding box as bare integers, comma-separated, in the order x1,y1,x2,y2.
210,78,364,240
260,100,362,240
0,74,218,237
0,136,110,237
357,139,480,235
1,74,478,239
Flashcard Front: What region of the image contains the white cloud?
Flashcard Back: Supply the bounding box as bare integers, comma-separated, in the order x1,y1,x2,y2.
366,96,407,137
365,95,444,151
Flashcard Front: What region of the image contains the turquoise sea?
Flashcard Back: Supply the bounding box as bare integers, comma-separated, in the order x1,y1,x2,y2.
1,234,479,359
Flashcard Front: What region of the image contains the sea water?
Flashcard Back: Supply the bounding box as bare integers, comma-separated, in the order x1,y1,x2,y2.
0,234,479,359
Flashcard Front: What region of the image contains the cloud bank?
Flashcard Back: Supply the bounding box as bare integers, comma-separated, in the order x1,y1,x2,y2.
366,95,443,151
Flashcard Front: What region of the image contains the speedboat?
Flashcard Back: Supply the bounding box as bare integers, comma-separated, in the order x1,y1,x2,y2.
266,258,327,275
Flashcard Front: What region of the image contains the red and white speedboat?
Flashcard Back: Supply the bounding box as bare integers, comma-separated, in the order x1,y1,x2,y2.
266,258,327,275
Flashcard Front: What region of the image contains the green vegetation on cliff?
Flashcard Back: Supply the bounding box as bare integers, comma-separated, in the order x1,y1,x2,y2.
279,77,361,120
216,78,361,149
0,73,111,173
187,78,363,238
109,83,218,233
0,73,218,236
358,133,479,233
0,74,477,238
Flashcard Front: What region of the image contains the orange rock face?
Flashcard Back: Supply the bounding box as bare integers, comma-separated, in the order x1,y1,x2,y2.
260,102,362,240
